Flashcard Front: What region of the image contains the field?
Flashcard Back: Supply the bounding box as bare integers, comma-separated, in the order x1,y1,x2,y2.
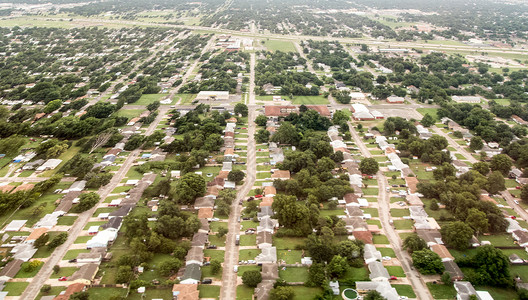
135,93,169,105
263,39,296,52
416,107,439,121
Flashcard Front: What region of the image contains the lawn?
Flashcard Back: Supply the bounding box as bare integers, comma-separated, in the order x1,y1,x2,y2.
202,265,222,280
390,208,410,217
290,95,329,105
64,249,90,260
50,266,78,278
2,282,29,296
210,221,228,233
386,266,406,277
263,39,296,52
174,93,197,105
363,188,379,196
427,282,457,299
238,265,261,276
362,208,379,218
36,286,66,300
83,221,106,230
394,219,414,230
277,249,303,264
199,285,220,299
273,237,307,250
237,285,255,300
204,249,225,263
279,267,309,283
342,266,369,281
208,235,226,247
474,286,520,300
492,98,511,106
239,249,260,261
135,93,169,106
127,288,173,300
240,234,256,246
393,284,417,298
372,234,390,244
377,247,396,257
417,108,439,121
15,261,44,278
114,109,143,119
56,216,78,226
291,286,322,300
479,234,516,247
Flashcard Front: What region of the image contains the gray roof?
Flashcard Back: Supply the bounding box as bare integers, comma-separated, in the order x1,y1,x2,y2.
454,281,477,300
257,206,274,219
257,231,273,246
70,263,98,282
364,244,382,262
443,260,464,280
0,259,23,278
256,247,277,264
109,205,132,218
101,217,122,230
368,261,390,280
261,263,278,280
181,263,201,281
195,197,215,208
191,232,208,247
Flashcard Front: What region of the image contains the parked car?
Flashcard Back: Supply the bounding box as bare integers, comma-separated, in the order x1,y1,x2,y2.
207,245,217,249
58,277,68,281
68,259,77,263
255,195,263,198
390,276,397,280
202,279,213,284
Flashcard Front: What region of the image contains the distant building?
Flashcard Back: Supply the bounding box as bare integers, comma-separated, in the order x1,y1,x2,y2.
195,91,229,101
452,96,481,103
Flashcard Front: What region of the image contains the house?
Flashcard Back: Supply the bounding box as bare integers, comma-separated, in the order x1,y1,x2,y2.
512,230,528,247
54,283,86,300
69,263,99,285
510,168,523,179
36,159,62,171
271,170,290,180
454,281,477,300
343,217,368,232
255,246,277,264
257,206,274,220
77,249,104,264
368,261,390,281
191,232,208,247
353,231,373,244
452,96,481,103
4,220,26,232
416,229,443,246
86,229,118,249
387,96,404,103
68,181,86,192
510,254,524,264
506,218,523,233
346,206,364,217
356,281,399,300
257,231,272,248
185,246,204,266
431,244,454,261
0,259,23,280
257,216,278,233
198,208,214,220
443,260,464,281
22,159,45,170
194,197,215,209
25,228,48,244
101,217,122,231
180,263,201,284
264,186,276,197
195,91,229,101
172,284,199,300
364,244,382,264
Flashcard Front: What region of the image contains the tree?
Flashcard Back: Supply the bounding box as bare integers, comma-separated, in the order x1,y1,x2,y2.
242,270,262,287
472,245,510,286
359,158,379,175
328,255,348,278
441,221,474,250
472,162,490,175
147,101,160,112
23,260,42,273
72,192,100,213
336,240,363,263
211,259,221,274
255,115,267,126
307,263,326,286
47,232,68,250
421,113,435,127
403,234,427,254
116,266,134,284
521,185,528,203
34,233,49,248
441,272,452,285
470,137,484,151
158,258,182,276
89,130,114,154
272,195,312,236
228,170,245,183
412,249,444,275
44,99,62,114
271,122,301,146
41,284,52,294
487,171,505,195
70,292,90,300
171,173,206,205
490,154,512,176
466,208,489,238
364,290,386,300
255,129,271,143
234,103,248,117
269,286,294,300
53,265,61,274
217,227,228,237
85,172,113,188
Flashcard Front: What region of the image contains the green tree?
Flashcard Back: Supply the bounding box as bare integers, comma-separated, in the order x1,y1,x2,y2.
228,170,245,183
234,103,248,117
490,154,512,176
466,208,489,237
412,249,444,275
72,192,100,213
521,185,528,203
269,286,294,300
255,115,267,126
158,258,182,276
470,137,484,151
255,129,271,143
23,260,42,273
359,158,379,175
211,259,221,275
116,266,133,284
441,272,452,285
146,101,160,112
472,245,510,286
70,292,90,300
40,285,51,294
47,233,68,250
53,265,61,274
217,227,228,238
272,195,312,236
307,263,326,286
486,171,505,195
242,270,262,287
472,162,490,175
421,113,435,127
34,233,49,248
336,240,363,263
271,122,301,146
44,99,62,114
328,255,348,278
364,290,386,300
171,173,206,205
403,234,427,254
440,221,474,250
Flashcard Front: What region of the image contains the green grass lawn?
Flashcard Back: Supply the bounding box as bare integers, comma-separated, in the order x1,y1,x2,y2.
362,208,379,218
394,219,414,230
135,93,169,106
491,98,511,106
393,284,417,298
263,39,296,52
277,249,303,264
56,215,78,226
50,266,78,278
83,221,106,230
15,261,44,278
238,265,261,276
273,237,307,250
386,266,406,277
372,234,390,244
240,234,256,246
390,208,410,217
342,266,369,281
202,265,223,280
377,247,396,257
291,286,322,300
417,108,439,121
2,282,29,296
63,249,90,260
204,249,225,263
237,285,255,300
36,286,66,300
290,95,329,105
199,285,220,299
174,93,197,105
479,234,516,247
210,222,228,233
208,235,226,247
88,287,127,298
114,109,143,119
427,282,457,299
362,188,379,196
474,285,519,300
239,249,260,261
279,267,309,283
127,288,173,300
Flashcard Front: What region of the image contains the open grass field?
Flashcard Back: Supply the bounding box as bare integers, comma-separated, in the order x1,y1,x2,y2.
279,267,309,283
427,282,457,299
114,109,143,119
237,285,255,300
290,95,329,105
264,39,296,52
417,107,439,121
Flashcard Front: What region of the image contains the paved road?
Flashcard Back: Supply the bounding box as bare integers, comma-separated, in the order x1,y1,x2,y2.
348,121,433,300
21,99,170,300
220,52,257,300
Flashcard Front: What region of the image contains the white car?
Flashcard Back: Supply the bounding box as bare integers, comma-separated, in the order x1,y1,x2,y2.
514,200,519,204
